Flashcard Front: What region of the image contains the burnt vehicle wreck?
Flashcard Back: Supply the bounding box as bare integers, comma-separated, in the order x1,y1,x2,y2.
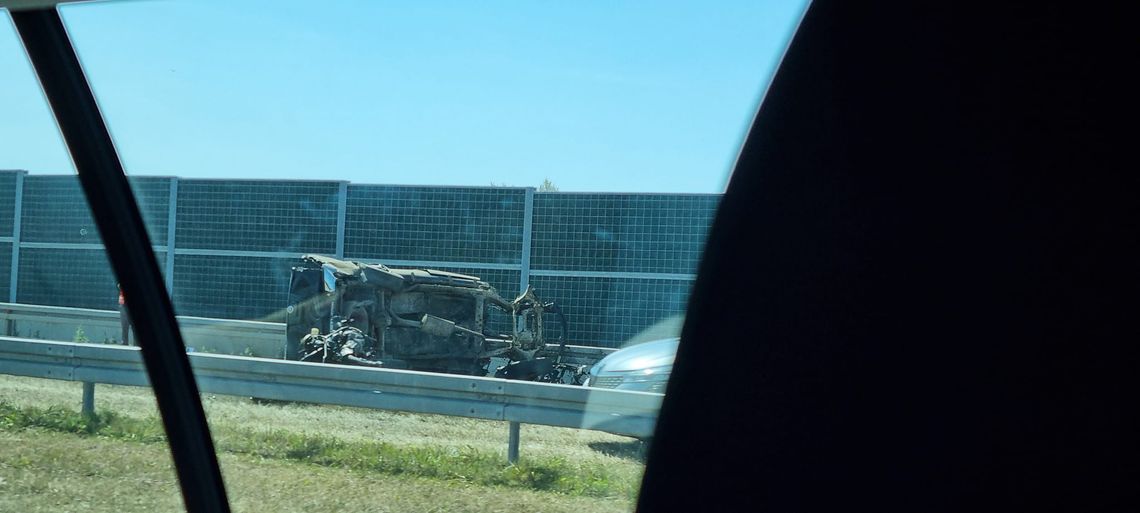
286,254,586,383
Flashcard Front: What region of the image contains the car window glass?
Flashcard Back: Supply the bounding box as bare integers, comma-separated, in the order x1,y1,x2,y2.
0,8,186,512
3,2,808,511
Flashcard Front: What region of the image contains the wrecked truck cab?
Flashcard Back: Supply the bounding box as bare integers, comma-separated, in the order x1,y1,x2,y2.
286,254,583,383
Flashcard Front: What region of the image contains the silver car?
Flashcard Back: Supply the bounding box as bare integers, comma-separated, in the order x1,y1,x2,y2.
585,337,678,394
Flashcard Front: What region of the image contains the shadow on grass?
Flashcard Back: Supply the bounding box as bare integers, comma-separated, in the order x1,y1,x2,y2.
588,440,647,462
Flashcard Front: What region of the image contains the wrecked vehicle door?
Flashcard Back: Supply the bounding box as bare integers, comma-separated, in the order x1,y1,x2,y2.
285,254,585,383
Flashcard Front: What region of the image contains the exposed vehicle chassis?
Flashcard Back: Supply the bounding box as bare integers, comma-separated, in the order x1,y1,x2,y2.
286,255,586,384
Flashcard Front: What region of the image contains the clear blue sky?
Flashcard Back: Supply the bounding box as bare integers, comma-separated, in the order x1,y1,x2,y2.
1,0,806,193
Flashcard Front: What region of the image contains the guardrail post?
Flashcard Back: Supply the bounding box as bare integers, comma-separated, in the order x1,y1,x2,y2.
9,170,25,303
81,381,95,417
519,187,534,295
507,421,520,464
335,181,348,258
164,177,178,294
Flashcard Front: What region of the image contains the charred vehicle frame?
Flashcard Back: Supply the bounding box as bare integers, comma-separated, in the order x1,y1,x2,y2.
285,255,585,383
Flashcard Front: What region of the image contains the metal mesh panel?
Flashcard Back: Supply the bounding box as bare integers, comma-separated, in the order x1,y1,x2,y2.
531,193,720,274
0,171,17,237
344,185,526,264
19,175,99,244
172,254,294,321
129,177,173,244
19,175,171,244
7,177,722,348
16,247,166,310
175,180,339,252
0,242,10,300
529,275,693,347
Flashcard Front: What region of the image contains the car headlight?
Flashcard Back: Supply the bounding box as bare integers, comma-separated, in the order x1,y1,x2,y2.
624,365,671,383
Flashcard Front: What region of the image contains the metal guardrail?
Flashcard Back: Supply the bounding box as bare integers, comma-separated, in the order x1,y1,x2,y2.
0,302,618,366
0,336,660,461
1,302,288,358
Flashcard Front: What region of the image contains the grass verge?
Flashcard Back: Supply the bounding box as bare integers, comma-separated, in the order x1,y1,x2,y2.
0,429,630,513
0,400,636,499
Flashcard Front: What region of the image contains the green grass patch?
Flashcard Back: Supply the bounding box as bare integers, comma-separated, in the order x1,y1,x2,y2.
0,401,164,442
0,400,637,499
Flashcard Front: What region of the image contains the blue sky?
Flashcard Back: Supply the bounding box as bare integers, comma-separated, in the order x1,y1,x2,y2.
1,0,806,193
